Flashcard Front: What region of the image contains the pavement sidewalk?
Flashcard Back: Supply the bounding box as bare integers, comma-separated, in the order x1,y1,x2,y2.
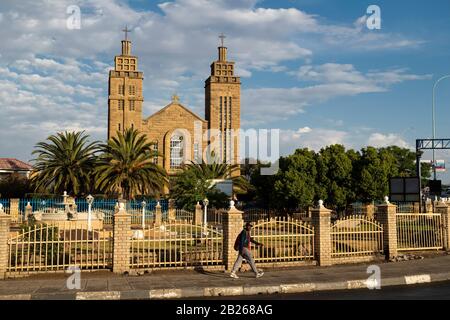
1,253,450,300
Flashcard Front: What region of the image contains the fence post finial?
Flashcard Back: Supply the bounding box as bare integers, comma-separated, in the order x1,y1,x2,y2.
230,200,235,209
384,196,390,204
0,204,3,213
318,200,324,208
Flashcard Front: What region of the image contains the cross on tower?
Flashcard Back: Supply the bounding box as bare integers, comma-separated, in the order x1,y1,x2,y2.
123,25,131,41
219,33,226,47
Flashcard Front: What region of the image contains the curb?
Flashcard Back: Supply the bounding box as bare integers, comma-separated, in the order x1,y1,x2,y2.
2,271,450,300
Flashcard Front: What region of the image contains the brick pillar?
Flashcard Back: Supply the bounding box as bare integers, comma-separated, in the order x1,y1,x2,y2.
9,199,19,223
154,202,162,226
168,199,176,221
436,202,450,251
25,202,32,221
0,208,11,279
426,199,433,213
311,200,332,266
194,202,203,225
377,197,398,259
113,202,131,274
363,203,375,219
223,201,243,271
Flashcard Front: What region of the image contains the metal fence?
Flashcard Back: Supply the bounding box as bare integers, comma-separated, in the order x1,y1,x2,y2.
9,198,168,226
205,208,281,226
392,202,418,213
242,208,272,223
251,217,315,263
175,209,194,222
7,222,113,275
396,213,443,251
207,208,226,226
0,199,10,214
331,215,384,257
130,222,223,269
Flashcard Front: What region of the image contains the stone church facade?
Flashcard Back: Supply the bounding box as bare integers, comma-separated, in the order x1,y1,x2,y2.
107,34,241,175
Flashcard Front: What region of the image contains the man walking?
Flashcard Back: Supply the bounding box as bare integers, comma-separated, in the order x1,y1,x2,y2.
230,222,264,279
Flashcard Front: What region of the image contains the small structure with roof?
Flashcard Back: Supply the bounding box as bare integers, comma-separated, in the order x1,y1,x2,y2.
0,158,32,180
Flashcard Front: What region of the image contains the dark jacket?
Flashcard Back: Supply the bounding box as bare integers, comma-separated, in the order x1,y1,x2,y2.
237,229,261,253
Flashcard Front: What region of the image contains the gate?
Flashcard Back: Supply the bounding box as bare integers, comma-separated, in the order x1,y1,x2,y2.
396,213,443,251
251,217,314,263
7,223,113,275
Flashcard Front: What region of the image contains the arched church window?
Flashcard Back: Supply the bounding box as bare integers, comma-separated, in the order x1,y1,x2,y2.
170,135,184,169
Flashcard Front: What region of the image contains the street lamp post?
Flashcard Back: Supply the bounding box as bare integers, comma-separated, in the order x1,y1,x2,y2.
141,200,147,229
203,198,209,235
86,195,94,232
432,75,450,180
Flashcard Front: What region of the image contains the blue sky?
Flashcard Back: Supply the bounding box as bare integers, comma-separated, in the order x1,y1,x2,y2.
1,0,450,180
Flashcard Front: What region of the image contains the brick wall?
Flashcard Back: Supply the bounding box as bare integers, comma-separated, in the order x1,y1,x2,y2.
377,201,398,259
436,202,450,251
0,212,11,279
113,204,131,274
222,203,243,271
194,202,203,225
311,203,332,266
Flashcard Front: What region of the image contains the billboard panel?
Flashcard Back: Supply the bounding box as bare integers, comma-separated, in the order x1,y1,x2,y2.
389,177,420,202
435,160,446,172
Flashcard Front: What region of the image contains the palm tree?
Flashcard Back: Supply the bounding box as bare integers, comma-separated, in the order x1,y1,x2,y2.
170,156,251,210
95,128,167,200
180,159,251,195
31,131,99,196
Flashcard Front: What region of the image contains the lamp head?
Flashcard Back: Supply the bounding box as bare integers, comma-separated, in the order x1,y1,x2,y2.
86,195,94,205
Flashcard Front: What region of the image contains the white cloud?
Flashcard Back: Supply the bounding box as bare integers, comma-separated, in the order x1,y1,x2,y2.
280,127,349,155
240,64,430,126
367,133,410,149
295,63,431,85
0,0,428,161
277,127,414,157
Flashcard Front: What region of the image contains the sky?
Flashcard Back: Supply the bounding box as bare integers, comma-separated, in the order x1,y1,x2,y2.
1,0,450,180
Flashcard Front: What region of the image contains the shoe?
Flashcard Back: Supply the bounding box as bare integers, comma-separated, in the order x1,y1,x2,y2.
256,271,264,278
230,272,239,279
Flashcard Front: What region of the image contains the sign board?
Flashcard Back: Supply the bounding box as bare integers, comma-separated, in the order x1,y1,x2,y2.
429,180,442,195
210,179,233,197
435,160,446,172
389,177,420,202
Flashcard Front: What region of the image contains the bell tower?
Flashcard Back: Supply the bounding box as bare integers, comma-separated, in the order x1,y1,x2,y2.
205,34,241,170
107,26,144,140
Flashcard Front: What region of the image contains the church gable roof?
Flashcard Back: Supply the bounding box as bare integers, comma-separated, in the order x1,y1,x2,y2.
144,101,207,123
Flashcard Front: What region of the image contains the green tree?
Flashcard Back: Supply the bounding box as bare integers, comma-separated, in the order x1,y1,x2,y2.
31,131,98,196
272,149,317,209
95,128,167,200
0,173,33,198
170,159,248,210
356,147,399,202
316,145,355,211
381,146,431,183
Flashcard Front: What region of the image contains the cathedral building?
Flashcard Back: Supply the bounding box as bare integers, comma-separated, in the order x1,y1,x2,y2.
107,32,241,176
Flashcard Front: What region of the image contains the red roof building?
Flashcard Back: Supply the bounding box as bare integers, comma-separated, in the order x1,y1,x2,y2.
0,158,33,179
